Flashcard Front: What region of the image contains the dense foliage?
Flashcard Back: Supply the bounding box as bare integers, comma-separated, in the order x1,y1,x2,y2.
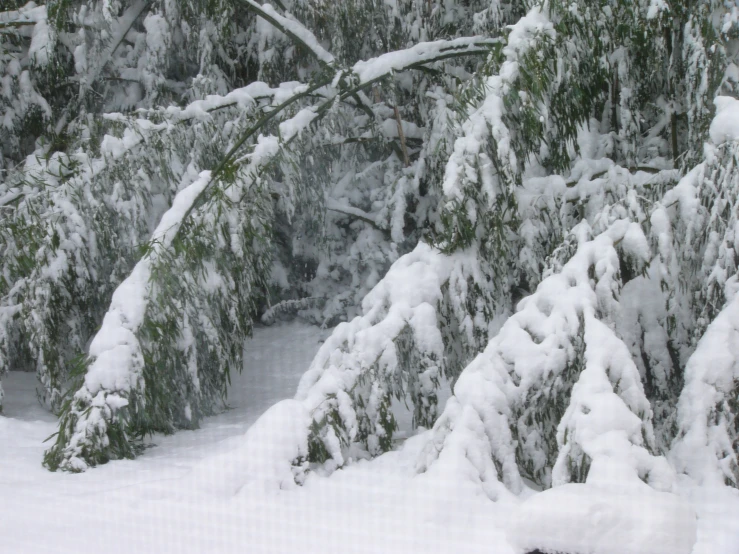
1,0,738,494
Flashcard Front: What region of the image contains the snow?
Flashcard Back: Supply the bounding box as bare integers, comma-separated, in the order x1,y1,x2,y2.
278,107,317,140
4,2,739,552
442,7,554,203
0,2,47,26
54,169,213,471
326,197,378,225
0,321,737,553
352,36,498,84
247,1,335,66
0,321,511,554
671,293,739,487
507,477,696,554
28,5,50,66
646,0,669,19
162,81,308,121
84,169,211,396
294,242,490,467
710,96,739,145
78,1,150,97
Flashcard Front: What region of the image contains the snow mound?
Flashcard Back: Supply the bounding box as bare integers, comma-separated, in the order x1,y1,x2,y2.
190,399,311,495
507,480,696,554
710,96,739,145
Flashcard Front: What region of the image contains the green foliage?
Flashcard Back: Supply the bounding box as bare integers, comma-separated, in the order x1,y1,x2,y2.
2,0,739,486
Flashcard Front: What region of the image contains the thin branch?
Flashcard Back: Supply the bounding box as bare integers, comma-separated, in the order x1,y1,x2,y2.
178,44,496,236
0,20,36,29
326,198,383,229
565,166,669,187
392,104,410,167
239,0,335,68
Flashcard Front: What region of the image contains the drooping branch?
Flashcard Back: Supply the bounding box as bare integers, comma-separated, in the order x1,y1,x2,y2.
326,198,386,231
178,38,499,241
44,23,500,469
54,0,153,135
0,20,36,29
238,1,376,120
239,0,335,68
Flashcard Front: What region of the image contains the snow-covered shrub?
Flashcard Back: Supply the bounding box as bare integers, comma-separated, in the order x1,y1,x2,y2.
27,0,501,466
296,242,494,470
243,1,739,498
1,0,738,498
418,220,675,492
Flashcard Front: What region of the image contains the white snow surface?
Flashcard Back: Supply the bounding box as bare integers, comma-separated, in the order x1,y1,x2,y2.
1,320,738,553
710,96,739,145
508,477,696,554
0,321,507,553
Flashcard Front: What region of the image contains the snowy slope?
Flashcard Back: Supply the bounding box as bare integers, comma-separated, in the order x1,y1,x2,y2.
1,320,738,554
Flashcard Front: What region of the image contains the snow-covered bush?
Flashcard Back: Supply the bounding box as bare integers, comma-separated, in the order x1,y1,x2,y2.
296,242,494,470
234,0,739,500
1,0,738,501
4,0,500,467
419,220,675,493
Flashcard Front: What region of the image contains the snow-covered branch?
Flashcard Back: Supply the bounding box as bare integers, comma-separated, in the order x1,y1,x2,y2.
44,170,212,471
671,293,739,487
325,198,382,229
239,0,335,68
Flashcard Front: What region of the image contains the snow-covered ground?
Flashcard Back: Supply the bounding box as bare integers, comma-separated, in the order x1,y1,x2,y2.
1,320,738,554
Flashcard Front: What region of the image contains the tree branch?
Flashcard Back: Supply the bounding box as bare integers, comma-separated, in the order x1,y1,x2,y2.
239,0,335,68
326,198,383,229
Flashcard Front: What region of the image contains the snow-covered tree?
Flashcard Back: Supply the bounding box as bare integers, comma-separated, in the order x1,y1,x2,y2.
265,0,739,497
0,0,738,510
0,0,501,468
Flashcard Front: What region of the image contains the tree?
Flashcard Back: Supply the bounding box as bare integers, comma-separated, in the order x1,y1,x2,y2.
272,0,739,495
0,0,501,468
0,0,738,499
